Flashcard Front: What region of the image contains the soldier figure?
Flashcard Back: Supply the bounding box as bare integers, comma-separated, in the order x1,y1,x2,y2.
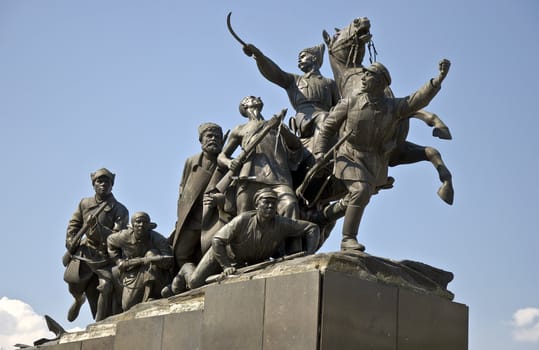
218,96,303,219
242,42,339,154
169,123,226,271
315,60,451,252
108,212,173,311
63,168,128,322
163,188,320,296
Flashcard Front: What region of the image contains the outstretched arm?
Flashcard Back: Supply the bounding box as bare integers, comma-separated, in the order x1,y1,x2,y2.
400,59,451,117
244,44,295,89
432,59,451,87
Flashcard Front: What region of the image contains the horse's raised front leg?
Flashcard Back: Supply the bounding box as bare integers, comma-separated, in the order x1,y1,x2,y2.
412,110,452,140
389,142,454,205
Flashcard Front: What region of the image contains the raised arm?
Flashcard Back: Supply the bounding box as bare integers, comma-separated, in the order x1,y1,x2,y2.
243,44,295,89
432,59,451,87
400,59,451,118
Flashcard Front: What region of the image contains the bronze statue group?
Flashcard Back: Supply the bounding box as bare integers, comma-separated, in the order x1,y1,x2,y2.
62,16,454,322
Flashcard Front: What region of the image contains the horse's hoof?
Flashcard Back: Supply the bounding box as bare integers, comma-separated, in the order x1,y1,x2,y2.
437,181,454,205
379,176,395,190
433,127,452,140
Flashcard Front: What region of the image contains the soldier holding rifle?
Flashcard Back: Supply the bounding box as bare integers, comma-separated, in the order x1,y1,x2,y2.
162,188,319,296
107,212,173,311
217,96,302,219
63,168,128,322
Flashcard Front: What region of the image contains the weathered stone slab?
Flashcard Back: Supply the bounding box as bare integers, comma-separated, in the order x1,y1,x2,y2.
44,252,465,350
216,252,454,301
113,315,164,350
81,336,114,350
201,279,266,350
263,271,320,350
319,271,398,350
397,289,468,350
162,310,203,350
39,342,81,350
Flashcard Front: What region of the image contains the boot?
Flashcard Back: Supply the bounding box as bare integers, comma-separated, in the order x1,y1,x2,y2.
67,294,86,322
340,235,365,251
340,202,368,252
323,200,347,222
162,263,196,297
180,263,196,290
95,293,109,322
161,284,175,298
310,200,347,225
161,273,186,297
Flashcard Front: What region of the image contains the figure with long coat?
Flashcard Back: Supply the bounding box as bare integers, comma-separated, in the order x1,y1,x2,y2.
170,123,226,271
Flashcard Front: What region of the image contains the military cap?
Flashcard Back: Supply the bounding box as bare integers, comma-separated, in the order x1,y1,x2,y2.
198,122,223,141
131,211,158,230
90,168,115,185
253,187,278,205
300,43,325,69
365,62,391,86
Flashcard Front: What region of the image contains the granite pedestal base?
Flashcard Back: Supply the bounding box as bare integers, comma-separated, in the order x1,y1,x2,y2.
39,253,468,349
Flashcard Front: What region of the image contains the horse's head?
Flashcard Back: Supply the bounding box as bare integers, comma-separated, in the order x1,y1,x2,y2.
323,17,372,68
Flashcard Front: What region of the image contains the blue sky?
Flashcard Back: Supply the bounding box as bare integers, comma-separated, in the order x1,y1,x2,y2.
1,1,538,349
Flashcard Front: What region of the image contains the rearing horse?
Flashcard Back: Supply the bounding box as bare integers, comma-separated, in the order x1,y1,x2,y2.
322,17,454,205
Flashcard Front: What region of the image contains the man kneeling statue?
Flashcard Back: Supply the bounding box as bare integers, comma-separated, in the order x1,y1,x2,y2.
162,188,320,296
108,212,173,311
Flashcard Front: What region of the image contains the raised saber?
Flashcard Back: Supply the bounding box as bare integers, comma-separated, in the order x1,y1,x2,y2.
226,12,247,47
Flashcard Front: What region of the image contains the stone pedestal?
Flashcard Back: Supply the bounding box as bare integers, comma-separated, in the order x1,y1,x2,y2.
37,252,468,349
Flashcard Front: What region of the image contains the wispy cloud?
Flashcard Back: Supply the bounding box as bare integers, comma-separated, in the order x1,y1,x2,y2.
512,307,539,343
0,296,52,349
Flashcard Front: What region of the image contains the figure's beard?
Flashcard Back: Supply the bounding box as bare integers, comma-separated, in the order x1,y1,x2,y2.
203,142,222,155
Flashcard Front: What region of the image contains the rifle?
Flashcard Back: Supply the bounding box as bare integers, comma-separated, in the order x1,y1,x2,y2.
205,251,306,284
119,255,174,271
62,200,109,266
214,109,287,194
295,130,353,206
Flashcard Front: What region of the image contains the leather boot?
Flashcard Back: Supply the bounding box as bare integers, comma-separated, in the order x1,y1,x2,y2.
340,204,367,252
309,200,347,225
323,200,347,222
162,262,196,297
67,293,86,322
161,284,175,298
181,263,196,290
340,235,365,251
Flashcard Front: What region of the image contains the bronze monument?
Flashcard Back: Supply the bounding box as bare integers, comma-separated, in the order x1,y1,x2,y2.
55,15,458,335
